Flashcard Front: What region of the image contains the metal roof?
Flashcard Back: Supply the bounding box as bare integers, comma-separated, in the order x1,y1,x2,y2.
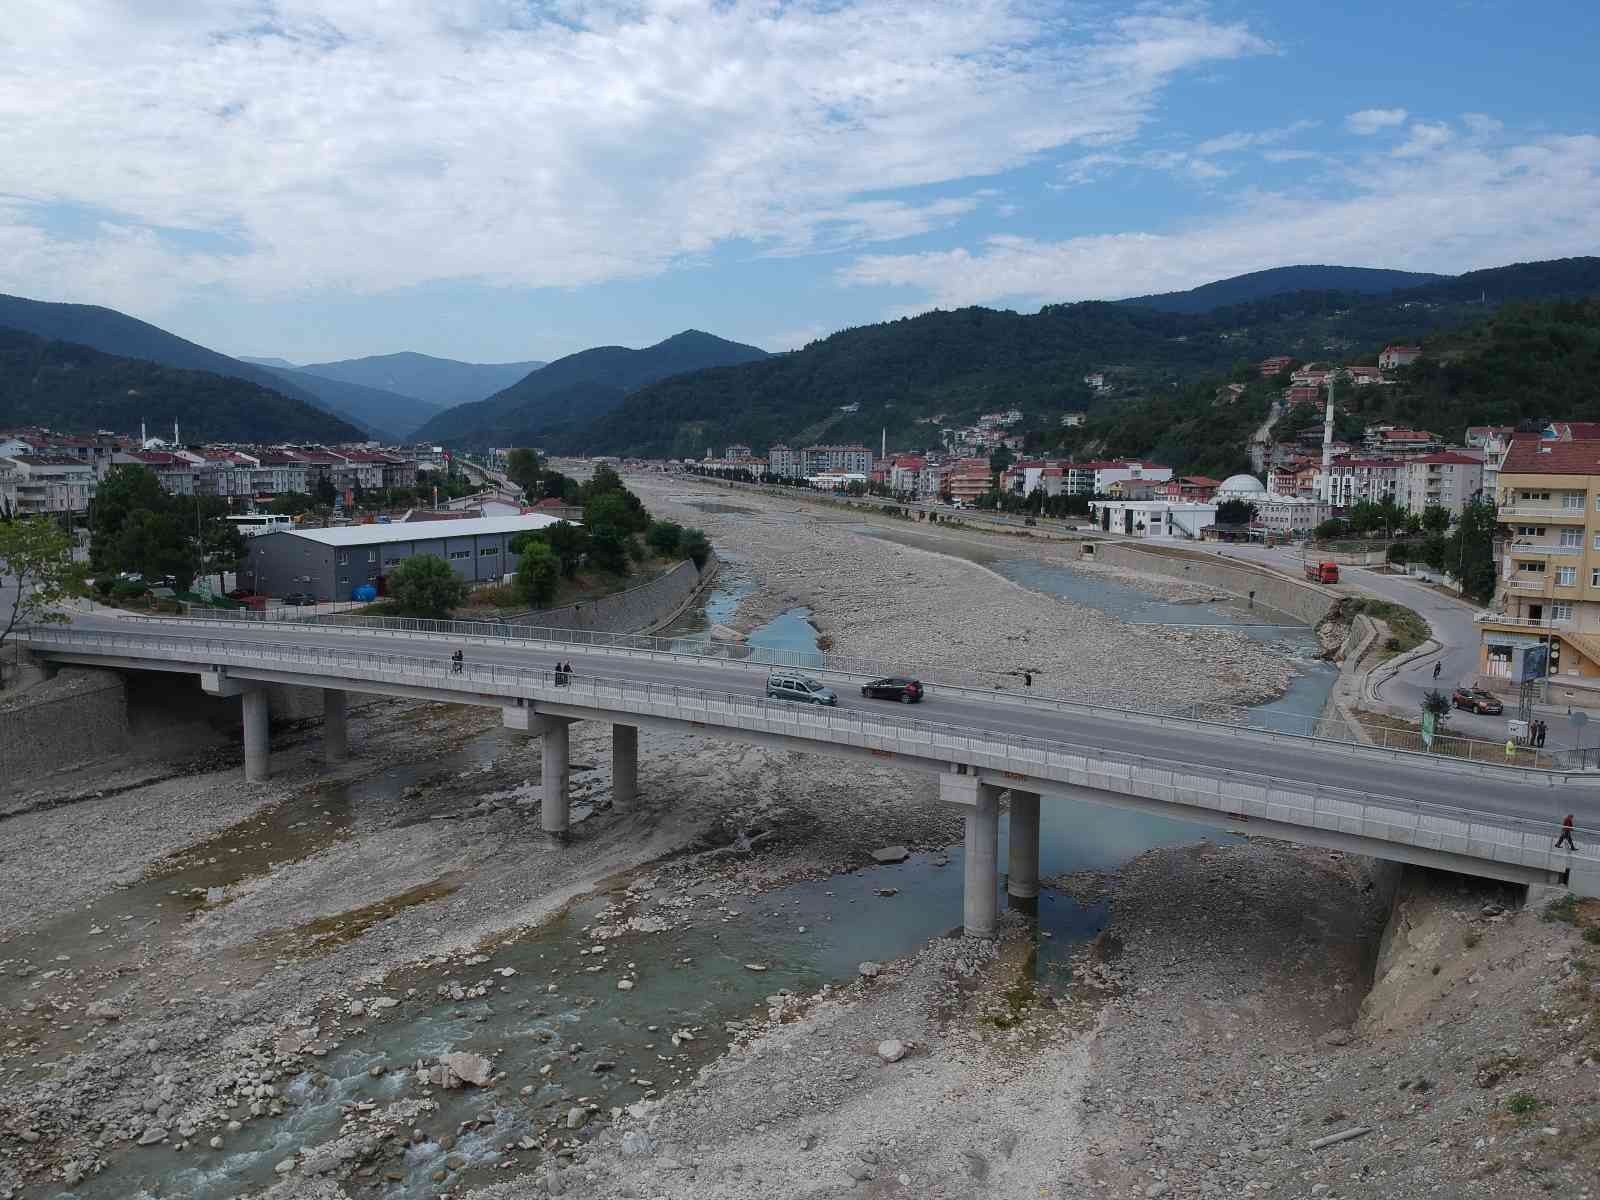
270,513,570,548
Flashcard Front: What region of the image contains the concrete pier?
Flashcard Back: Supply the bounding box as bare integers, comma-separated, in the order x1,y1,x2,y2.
323,689,348,764
1007,790,1041,900
612,723,638,810
242,688,271,782
541,719,571,835
963,782,1001,938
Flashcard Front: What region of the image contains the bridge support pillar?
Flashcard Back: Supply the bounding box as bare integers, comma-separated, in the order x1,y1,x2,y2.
964,783,1001,939
541,719,573,835
612,723,638,811
242,688,271,782
323,689,348,764
1007,790,1040,910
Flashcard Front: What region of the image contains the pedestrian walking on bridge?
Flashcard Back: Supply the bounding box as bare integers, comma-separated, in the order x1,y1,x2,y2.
1505,737,1516,762
1556,814,1577,852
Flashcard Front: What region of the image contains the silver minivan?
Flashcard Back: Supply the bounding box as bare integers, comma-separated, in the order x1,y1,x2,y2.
765,670,838,706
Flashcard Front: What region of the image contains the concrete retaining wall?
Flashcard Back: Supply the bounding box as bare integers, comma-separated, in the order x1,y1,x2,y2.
1084,541,1337,626
0,667,131,786
505,555,719,635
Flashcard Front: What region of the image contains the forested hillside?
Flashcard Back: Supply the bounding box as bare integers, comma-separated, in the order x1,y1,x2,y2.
0,328,365,443
1117,265,1444,313
560,258,1600,459
413,330,769,447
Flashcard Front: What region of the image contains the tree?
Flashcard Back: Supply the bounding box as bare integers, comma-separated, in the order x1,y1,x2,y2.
646,520,684,557
112,509,196,589
1448,498,1498,602
0,517,79,689
315,474,337,508
542,521,589,578
388,554,468,619
1216,498,1258,525
1314,518,1349,540
514,541,560,606
679,528,712,569
506,448,542,495
989,446,1014,476
1421,688,1453,731
90,466,168,573
1420,505,1452,534
587,526,629,574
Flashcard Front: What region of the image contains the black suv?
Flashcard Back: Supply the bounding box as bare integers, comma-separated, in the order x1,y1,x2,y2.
861,677,924,703
280,592,318,607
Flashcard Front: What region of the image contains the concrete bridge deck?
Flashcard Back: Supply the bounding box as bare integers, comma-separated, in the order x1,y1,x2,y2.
20,616,1600,934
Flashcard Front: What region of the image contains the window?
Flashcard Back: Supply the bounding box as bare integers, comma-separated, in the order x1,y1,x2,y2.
1522,490,1551,502
1553,603,1574,621
1558,566,1577,586
1517,560,1546,574
1517,525,1546,537
1560,528,1583,547
368,551,378,563
1562,492,1584,509
449,550,470,560
480,545,498,556
1593,568,1600,588
338,574,349,585
337,551,349,565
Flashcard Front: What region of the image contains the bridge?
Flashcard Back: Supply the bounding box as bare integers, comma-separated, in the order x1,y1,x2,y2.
18,613,1600,935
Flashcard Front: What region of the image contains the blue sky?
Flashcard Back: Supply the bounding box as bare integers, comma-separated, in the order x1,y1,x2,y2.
2,1,1597,365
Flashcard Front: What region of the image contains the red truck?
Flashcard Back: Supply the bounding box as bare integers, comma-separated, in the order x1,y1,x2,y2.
1304,560,1340,584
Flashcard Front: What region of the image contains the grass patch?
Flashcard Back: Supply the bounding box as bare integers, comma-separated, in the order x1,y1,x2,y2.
1336,597,1431,654
1544,894,1582,925
1505,1092,1544,1116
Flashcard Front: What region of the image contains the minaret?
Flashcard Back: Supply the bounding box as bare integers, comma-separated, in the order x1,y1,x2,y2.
174,420,180,446
1320,376,1337,503
141,419,147,446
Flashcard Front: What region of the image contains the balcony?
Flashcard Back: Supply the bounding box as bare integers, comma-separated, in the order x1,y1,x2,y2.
1498,502,1589,522
1509,540,1583,556
1477,613,1572,629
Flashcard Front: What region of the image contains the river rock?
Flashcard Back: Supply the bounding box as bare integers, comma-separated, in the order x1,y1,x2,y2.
858,962,881,978
621,1130,654,1156
274,1157,297,1175
871,845,910,864
137,1127,167,1146
440,1052,494,1087
617,979,635,991
209,1136,224,1150
565,1107,587,1130
86,1001,123,1022
1320,1027,1352,1047
370,997,399,1012
346,1001,366,1018
205,886,225,904
877,1039,908,1063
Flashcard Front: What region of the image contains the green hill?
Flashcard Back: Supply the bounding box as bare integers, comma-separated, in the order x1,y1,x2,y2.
0,294,422,441
556,258,1600,459
1117,265,1445,314
413,330,770,448
0,327,365,443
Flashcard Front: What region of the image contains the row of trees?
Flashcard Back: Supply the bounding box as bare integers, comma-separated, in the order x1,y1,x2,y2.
89,467,247,594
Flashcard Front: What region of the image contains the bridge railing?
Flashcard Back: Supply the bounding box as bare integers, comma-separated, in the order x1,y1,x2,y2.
20,622,1596,879
159,609,1573,776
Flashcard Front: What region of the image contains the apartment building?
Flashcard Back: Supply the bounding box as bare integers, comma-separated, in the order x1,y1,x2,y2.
1323,457,1404,507
1399,452,1484,516
801,444,874,476
767,444,801,479
0,455,97,515
944,458,993,503
1478,438,1600,685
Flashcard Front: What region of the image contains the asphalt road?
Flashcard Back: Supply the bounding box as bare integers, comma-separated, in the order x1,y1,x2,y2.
42,612,1587,833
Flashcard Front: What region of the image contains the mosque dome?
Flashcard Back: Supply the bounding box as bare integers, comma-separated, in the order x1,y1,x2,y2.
1216,473,1267,497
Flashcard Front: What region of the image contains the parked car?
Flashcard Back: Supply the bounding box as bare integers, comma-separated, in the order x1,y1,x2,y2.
280,592,318,607
765,670,838,706
861,676,924,703
1451,687,1503,715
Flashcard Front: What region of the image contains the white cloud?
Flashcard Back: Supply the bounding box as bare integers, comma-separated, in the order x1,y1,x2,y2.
1194,119,1316,156
1345,108,1408,135
1393,121,1454,157
838,133,1600,307
0,1,1269,313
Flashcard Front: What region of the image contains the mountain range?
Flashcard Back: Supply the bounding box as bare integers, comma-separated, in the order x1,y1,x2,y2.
410,331,771,447
1116,265,1447,314
0,327,363,444
240,351,549,425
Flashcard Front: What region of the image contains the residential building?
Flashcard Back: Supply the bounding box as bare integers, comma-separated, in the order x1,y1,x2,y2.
1258,356,1294,377
725,444,752,461
1476,438,1600,685
1285,385,1323,407
255,453,312,497
1323,457,1405,507
239,513,568,602
1362,426,1442,453
1088,499,1218,539
110,450,197,495
943,458,993,503
1082,373,1107,391
1344,365,1389,386
1059,412,1086,427
1399,452,1485,516
0,455,97,515
887,456,925,495
1255,496,1332,535
1106,477,1158,500
1155,475,1222,502
1289,366,1333,387
1465,426,1516,450
802,444,874,476
767,444,801,479
916,461,949,500
1377,345,1422,369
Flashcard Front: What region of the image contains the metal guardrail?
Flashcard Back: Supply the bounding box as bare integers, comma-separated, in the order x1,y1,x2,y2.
161,608,1575,776
19,623,1593,878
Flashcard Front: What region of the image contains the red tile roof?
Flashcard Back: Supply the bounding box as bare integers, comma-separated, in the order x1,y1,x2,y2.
1407,452,1482,465
1501,438,1600,476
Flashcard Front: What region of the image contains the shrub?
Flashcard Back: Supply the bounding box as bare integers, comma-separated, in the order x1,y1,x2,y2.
112,579,148,599
1583,927,1600,945
1505,1092,1543,1116
94,576,115,597
514,541,560,606
1543,894,1581,924
680,528,712,569
645,520,684,557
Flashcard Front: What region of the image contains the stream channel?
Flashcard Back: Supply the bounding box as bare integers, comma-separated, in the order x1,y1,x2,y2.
40,536,1334,1200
